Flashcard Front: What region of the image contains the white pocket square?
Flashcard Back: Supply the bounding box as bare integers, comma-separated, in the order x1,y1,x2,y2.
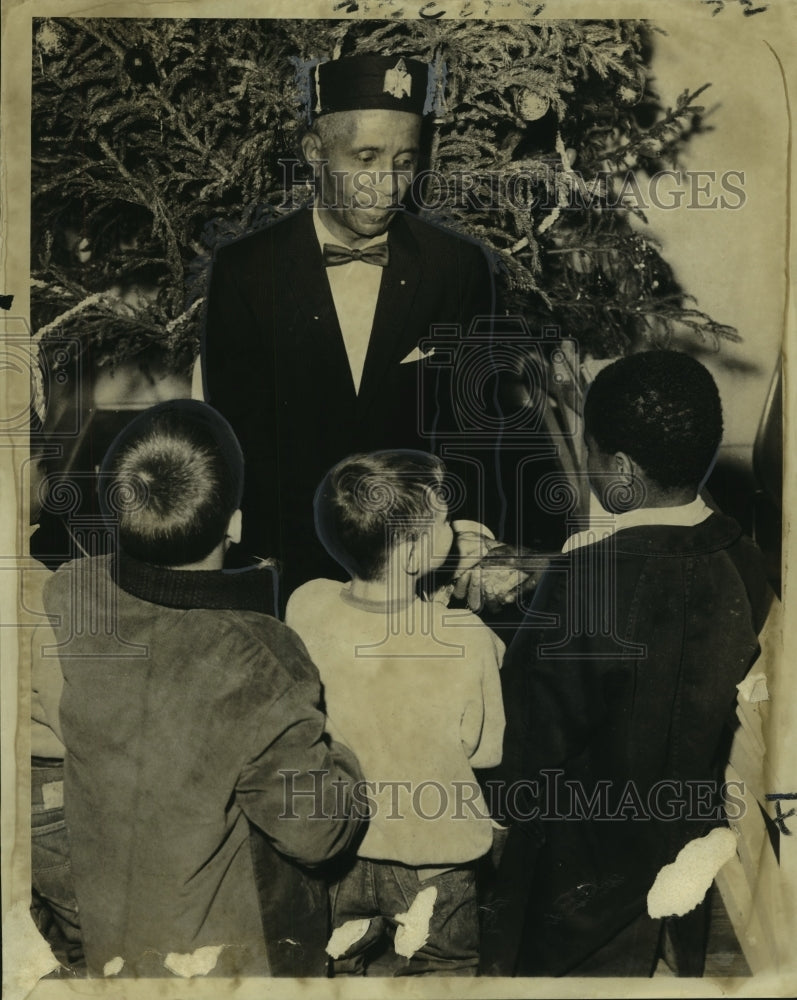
400,345,435,364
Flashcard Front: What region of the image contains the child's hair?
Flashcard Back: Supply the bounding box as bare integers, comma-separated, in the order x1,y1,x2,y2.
314,450,447,581
99,400,244,566
583,350,723,491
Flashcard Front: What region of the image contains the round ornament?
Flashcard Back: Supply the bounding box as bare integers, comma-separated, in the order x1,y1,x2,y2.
515,89,550,122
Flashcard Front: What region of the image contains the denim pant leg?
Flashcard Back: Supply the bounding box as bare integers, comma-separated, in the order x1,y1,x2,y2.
385,864,479,976
330,859,480,976
329,858,389,976
30,760,84,970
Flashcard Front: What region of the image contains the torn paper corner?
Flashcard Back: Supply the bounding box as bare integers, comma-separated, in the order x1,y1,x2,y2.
394,886,437,959
647,827,737,919
326,919,371,959
737,671,769,703
103,956,124,977
1,899,62,1000
163,944,224,978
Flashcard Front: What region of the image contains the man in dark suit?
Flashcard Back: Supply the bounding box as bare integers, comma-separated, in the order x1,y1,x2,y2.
202,55,499,599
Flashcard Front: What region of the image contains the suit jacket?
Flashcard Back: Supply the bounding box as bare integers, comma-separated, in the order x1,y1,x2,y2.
202,206,495,597
484,513,772,975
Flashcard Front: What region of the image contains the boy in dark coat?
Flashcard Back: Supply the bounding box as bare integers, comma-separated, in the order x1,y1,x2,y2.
38,400,365,978
486,351,772,977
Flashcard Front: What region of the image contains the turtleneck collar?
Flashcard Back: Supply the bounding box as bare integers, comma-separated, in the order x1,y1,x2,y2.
114,550,278,617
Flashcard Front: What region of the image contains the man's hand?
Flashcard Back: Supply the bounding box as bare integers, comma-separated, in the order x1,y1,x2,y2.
442,522,547,613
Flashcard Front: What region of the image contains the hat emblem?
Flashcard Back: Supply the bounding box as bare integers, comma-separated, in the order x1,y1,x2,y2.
383,58,412,99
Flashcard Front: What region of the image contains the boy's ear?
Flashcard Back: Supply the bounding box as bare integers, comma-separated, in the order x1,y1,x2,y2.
402,537,421,577
226,508,242,545
301,129,323,164
615,451,635,477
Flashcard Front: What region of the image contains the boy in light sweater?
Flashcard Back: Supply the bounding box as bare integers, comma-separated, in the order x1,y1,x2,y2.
286,449,505,976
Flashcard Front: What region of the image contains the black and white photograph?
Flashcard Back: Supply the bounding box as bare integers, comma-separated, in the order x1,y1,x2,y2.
1,1,795,997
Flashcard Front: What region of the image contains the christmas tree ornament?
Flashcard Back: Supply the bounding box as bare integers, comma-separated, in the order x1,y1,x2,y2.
617,72,645,106
124,47,158,86
514,88,550,121
35,19,65,56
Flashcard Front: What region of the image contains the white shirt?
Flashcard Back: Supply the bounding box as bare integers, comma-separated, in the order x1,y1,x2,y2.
312,208,387,394
562,496,714,554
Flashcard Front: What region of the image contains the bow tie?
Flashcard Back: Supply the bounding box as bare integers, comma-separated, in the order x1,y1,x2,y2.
323,242,390,268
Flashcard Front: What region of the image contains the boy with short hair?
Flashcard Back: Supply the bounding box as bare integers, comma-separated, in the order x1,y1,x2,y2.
39,399,365,978
489,350,773,977
286,449,505,976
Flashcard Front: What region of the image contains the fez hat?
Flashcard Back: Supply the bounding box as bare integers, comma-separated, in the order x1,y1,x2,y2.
313,54,430,117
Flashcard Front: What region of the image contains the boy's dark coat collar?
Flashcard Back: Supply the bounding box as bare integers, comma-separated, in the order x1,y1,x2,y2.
115,550,278,616
564,512,743,559
611,511,742,556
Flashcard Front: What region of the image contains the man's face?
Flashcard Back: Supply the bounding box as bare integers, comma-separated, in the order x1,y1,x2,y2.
307,109,421,246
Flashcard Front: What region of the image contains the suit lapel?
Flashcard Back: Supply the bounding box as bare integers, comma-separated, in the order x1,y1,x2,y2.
281,209,357,398
357,213,422,415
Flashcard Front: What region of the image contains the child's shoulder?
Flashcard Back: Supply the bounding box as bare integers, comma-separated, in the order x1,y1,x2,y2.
285,578,346,625
44,554,111,607
430,603,505,662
